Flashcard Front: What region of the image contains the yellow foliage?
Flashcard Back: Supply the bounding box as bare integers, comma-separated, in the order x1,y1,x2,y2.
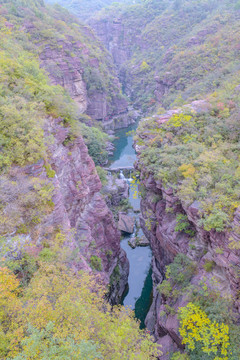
179,303,230,359
167,113,192,128
1,264,161,359
179,164,196,178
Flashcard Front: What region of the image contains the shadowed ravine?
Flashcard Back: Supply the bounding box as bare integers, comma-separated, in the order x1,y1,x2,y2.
109,124,153,328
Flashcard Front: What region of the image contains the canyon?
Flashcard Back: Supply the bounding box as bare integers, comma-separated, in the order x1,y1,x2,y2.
0,1,240,359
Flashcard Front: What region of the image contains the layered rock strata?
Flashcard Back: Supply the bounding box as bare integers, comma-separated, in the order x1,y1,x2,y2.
135,109,240,359
3,117,129,304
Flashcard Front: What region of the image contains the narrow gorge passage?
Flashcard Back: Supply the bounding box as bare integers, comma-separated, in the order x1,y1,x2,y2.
109,124,153,328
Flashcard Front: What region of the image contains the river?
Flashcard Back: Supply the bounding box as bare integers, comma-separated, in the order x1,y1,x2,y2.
109,124,153,328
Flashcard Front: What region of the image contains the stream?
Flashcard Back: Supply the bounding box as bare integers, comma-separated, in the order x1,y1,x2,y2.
109,124,153,328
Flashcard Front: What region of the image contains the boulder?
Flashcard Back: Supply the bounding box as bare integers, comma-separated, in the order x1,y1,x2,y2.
128,235,149,248
118,213,135,233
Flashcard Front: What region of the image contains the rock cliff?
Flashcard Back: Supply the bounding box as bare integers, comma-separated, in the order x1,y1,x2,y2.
14,3,131,129
3,115,128,303
135,106,240,358
37,34,129,128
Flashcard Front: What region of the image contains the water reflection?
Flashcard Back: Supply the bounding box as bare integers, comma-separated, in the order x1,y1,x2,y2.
109,122,153,327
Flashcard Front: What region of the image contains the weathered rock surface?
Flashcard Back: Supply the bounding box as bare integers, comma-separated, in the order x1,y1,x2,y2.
135,109,240,357
48,117,129,301
39,38,128,125
20,17,130,129
128,235,149,249
2,116,129,303
102,176,129,207
118,213,135,234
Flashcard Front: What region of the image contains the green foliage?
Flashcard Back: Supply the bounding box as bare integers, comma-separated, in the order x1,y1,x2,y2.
90,255,102,271
0,24,80,169
80,124,108,165
171,352,190,360
38,248,57,263
96,166,108,186
9,322,103,360
157,280,172,298
140,61,151,73
175,213,195,236
44,164,56,179
0,264,161,359
119,198,132,211
203,260,216,273
6,252,38,287
157,254,196,302
137,95,240,233
166,254,196,287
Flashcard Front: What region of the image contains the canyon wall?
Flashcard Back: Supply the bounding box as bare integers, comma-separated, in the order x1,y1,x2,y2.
22,17,132,130
5,116,128,303
135,109,240,359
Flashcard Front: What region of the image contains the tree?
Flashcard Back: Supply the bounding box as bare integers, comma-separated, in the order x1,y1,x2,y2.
178,303,230,360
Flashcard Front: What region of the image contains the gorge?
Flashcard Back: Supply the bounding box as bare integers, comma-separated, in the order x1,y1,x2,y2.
0,1,240,359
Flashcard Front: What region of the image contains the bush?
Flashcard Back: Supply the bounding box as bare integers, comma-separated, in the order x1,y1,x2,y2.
203,260,216,273
80,124,108,165
90,255,102,271
175,213,195,236
157,280,172,298
96,166,108,186
39,248,56,262
178,303,230,359
166,254,196,287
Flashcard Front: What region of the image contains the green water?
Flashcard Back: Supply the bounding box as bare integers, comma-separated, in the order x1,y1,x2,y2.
109,124,153,328
109,123,137,169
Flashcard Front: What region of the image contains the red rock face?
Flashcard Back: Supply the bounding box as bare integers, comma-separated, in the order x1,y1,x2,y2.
5,116,128,303
39,38,128,125
46,117,129,298
135,110,240,358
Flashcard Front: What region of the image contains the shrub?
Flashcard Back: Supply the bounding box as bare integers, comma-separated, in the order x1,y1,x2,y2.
178,303,230,359
203,260,216,273
44,163,56,178
96,166,108,186
80,124,108,165
175,213,195,236
157,280,172,298
90,255,102,271
166,254,196,287
39,248,56,262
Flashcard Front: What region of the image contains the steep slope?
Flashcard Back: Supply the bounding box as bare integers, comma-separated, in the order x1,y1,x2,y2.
0,0,131,128
0,4,162,356
90,0,240,112
0,0,128,305
135,94,240,358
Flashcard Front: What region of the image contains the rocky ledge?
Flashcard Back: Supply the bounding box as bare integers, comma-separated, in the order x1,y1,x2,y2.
135,105,240,358
2,116,129,304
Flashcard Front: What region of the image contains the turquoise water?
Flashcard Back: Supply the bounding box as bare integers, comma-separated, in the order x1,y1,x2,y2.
109,124,153,327
109,124,137,168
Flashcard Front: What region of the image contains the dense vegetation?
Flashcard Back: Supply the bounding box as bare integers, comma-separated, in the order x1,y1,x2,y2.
0,1,161,359
0,0,239,359
0,0,121,165
92,0,240,112
1,0,123,101
157,254,240,360
136,83,240,236
0,242,160,359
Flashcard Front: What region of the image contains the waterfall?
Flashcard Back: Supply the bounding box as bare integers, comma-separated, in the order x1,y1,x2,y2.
119,170,126,180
